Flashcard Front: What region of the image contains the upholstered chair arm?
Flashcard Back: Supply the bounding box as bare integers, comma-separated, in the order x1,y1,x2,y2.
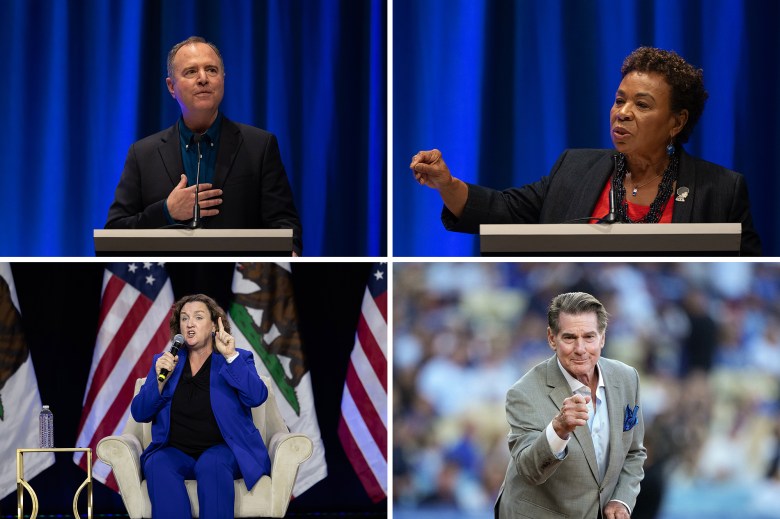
267,433,313,516
97,434,145,519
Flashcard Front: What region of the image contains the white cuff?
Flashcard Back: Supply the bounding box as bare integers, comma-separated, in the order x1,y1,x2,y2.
610,499,631,515
225,351,239,364
545,421,569,458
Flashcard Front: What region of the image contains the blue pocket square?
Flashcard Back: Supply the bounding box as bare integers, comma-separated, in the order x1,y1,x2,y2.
623,405,639,431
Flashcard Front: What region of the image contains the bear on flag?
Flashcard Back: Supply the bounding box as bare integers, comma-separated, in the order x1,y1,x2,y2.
228,262,328,496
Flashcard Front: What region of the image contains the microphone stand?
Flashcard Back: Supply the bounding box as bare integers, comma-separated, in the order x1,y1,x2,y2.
599,154,619,224
563,154,622,225
190,134,203,229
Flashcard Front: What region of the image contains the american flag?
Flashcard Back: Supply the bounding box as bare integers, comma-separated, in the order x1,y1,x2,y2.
337,262,387,502
73,262,173,489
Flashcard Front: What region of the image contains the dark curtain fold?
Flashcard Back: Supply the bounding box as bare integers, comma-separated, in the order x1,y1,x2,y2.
394,0,780,256
1,0,387,257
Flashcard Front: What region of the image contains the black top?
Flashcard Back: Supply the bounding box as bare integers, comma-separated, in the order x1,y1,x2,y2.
169,355,225,458
442,148,761,256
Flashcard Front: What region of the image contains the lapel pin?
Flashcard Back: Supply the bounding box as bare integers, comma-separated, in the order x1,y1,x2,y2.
675,186,689,202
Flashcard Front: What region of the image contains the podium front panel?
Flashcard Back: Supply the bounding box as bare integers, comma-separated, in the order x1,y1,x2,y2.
480,223,741,256
94,229,293,256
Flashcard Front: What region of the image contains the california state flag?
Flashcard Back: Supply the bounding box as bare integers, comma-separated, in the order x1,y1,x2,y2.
228,262,327,496
0,264,54,499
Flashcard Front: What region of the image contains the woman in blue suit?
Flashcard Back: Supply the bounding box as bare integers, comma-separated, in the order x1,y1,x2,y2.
131,294,271,519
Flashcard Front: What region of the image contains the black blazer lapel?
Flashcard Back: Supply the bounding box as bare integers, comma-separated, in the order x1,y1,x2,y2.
213,117,243,190
158,124,184,188
671,149,696,222
565,152,615,221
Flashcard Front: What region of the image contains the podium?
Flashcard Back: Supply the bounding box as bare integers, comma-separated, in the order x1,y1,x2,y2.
94,229,293,256
479,223,742,256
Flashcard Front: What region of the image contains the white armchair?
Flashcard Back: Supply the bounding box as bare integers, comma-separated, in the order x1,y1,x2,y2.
97,376,313,518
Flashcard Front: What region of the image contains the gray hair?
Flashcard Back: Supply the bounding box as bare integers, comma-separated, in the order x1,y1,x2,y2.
166,36,224,79
547,292,609,334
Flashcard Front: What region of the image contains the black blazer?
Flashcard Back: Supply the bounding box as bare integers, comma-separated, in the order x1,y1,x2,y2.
105,116,303,254
442,148,761,255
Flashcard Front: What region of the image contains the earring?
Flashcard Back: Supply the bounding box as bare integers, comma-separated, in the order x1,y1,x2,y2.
666,138,675,156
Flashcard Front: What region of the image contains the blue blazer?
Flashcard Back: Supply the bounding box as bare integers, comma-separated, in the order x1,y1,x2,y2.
131,347,272,490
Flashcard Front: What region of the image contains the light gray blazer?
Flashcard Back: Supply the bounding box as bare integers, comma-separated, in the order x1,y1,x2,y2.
495,355,646,519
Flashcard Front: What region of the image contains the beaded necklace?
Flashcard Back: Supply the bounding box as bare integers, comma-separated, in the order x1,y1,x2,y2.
611,152,679,223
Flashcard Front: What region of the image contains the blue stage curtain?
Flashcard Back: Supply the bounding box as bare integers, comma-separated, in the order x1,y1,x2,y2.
1,0,386,257
394,0,780,256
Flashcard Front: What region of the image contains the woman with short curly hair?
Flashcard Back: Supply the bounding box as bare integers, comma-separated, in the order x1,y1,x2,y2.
411,46,761,255
132,293,270,519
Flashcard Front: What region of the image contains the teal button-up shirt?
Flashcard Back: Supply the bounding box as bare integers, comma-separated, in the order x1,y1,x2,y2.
164,113,223,223
178,113,222,186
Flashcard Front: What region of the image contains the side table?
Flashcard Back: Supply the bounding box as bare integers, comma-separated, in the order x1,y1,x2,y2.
16,447,93,519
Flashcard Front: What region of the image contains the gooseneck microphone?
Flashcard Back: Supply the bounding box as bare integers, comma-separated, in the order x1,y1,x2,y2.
157,334,185,382
562,154,623,224
190,133,203,229
599,154,619,224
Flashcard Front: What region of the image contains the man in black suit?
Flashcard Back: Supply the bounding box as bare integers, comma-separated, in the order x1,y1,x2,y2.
105,36,302,255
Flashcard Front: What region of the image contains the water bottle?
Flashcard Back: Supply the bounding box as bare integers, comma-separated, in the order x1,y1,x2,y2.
39,405,54,448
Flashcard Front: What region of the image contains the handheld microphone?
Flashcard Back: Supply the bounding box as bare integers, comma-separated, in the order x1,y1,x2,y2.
190,134,203,229
157,334,185,382
599,154,619,224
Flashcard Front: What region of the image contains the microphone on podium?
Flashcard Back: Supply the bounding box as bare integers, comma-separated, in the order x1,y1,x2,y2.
157,334,185,382
190,133,203,229
600,154,619,224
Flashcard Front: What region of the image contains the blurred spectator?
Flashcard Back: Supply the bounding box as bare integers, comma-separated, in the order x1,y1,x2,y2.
748,315,780,377
680,290,718,375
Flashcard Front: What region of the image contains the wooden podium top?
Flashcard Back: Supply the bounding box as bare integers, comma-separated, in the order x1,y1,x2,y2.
480,223,741,256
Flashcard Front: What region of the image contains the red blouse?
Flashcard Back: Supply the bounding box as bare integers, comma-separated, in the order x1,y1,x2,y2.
589,178,674,223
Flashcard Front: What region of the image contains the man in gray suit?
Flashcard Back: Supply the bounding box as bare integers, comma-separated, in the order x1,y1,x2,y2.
495,292,645,519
